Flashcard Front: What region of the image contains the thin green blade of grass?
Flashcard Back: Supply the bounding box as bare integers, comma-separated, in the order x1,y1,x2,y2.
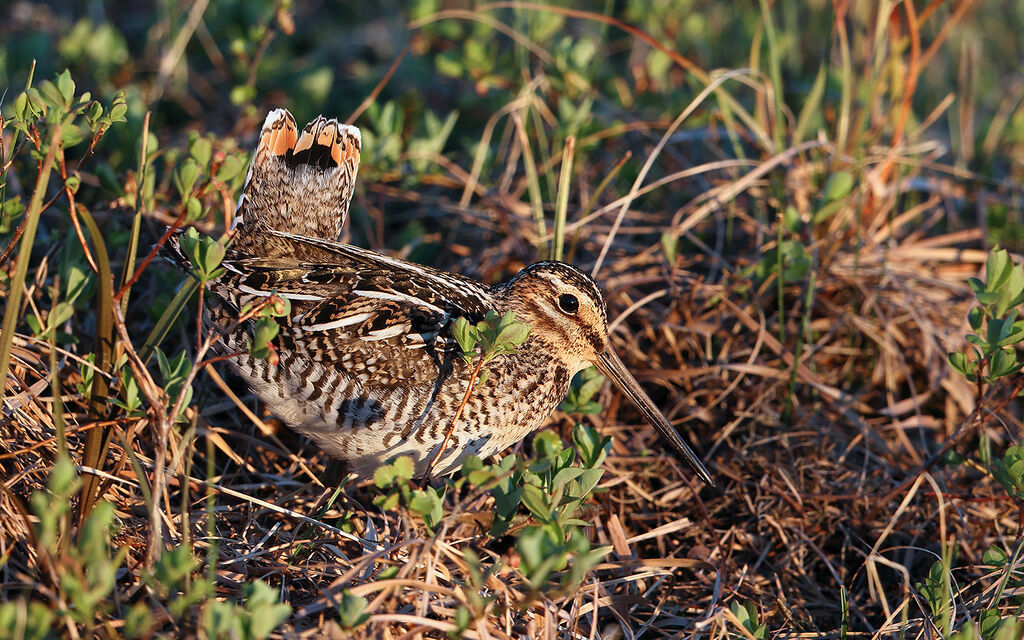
566,150,629,264
794,63,828,144
528,102,557,205
0,121,62,407
140,279,197,364
205,433,219,585
833,4,853,153
118,111,151,313
758,0,785,152
512,109,547,253
78,205,116,525
550,135,574,261
48,313,67,457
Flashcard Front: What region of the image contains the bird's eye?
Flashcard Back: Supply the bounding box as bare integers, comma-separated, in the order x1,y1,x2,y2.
557,293,579,314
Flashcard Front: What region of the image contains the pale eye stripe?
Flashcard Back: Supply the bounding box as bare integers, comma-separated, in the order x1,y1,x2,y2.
306,312,373,332
538,302,567,325
352,289,445,315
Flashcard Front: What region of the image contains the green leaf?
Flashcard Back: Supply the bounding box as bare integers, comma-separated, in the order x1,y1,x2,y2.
985,248,1013,293
61,124,84,148
87,101,103,124
967,277,985,295
230,84,257,106
13,91,29,121
577,369,605,405
449,606,471,638
660,231,678,265
988,612,1022,640
1005,263,1024,307
494,319,530,350
730,601,768,639
941,447,965,465
811,200,844,224
976,290,1000,305
124,601,155,638
190,135,213,166
967,307,984,331
55,69,75,105
108,101,128,123
533,431,564,460
49,454,79,497
264,295,291,318
982,545,1008,567
453,316,477,359
822,171,854,202
180,228,226,282
409,488,443,529
76,353,96,396
39,80,65,112
156,349,194,418
337,590,370,629
175,158,200,196
184,195,203,221
550,466,586,490
574,467,605,497
374,456,415,488
250,317,280,362
520,483,551,522
515,525,550,572
217,154,246,182
572,423,604,464
965,334,988,348
990,347,1019,379
474,367,490,387
377,565,400,580
243,581,291,639
947,351,968,376
436,51,464,78
980,610,1002,639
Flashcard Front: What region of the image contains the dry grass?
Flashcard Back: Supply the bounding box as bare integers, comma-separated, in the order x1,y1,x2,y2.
4,137,1019,637
4,1,1024,638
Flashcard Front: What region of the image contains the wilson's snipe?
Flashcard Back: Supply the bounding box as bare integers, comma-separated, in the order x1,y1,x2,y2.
170,109,713,485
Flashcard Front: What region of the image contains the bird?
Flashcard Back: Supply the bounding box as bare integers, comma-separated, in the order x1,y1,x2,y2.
169,108,714,485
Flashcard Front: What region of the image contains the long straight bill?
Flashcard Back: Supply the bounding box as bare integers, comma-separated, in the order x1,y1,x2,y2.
597,349,714,486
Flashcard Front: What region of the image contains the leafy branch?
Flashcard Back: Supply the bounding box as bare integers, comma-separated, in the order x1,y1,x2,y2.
422,311,531,477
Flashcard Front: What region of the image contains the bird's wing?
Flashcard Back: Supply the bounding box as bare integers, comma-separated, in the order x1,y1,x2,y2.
207,232,496,388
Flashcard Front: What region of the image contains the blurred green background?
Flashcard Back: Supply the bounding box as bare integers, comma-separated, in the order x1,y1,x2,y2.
6,0,1024,228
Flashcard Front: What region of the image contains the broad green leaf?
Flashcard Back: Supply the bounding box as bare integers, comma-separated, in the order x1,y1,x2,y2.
520,483,551,521
822,171,854,202
190,135,212,166
337,590,370,629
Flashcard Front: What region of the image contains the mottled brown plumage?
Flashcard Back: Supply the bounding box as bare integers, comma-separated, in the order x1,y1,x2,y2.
170,109,713,484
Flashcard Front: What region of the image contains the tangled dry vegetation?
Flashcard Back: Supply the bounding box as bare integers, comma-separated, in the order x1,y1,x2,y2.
3,2,1024,638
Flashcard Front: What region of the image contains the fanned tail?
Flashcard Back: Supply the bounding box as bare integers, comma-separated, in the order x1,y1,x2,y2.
231,108,361,258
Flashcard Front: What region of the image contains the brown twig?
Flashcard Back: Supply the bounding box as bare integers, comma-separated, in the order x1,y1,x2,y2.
423,356,487,480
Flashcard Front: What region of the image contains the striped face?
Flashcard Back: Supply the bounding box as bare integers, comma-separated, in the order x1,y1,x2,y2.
504,262,610,372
